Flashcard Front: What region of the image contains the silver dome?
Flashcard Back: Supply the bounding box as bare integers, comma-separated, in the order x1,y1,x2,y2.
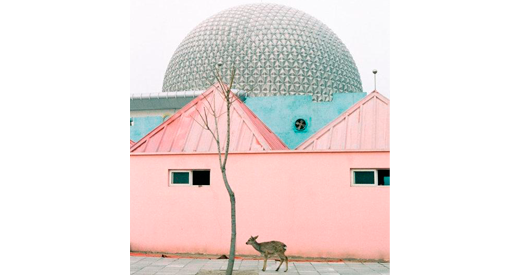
162,3,363,101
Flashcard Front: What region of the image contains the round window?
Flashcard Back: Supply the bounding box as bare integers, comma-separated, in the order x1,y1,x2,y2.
295,118,307,131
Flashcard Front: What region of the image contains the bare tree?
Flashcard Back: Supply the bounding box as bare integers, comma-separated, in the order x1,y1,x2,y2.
193,65,238,275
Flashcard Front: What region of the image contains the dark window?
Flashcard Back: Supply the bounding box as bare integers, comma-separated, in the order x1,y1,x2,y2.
192,170,210,186
172,172,190,184
354,171,375,184
377,169,390,186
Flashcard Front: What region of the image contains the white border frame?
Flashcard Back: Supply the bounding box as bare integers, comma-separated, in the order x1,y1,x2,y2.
169,170,192,186
351,169,378,186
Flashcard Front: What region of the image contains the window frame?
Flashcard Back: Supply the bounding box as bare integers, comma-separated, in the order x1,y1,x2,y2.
351,168,390,187
169,170,193,186
168,169,211,186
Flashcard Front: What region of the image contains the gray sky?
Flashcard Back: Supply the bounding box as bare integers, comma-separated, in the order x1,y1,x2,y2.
131,0,389,97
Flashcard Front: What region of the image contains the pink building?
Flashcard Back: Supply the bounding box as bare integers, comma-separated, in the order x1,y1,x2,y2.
130,86,390,260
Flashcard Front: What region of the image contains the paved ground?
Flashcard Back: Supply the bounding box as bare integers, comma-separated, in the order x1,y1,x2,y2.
130,257,390,275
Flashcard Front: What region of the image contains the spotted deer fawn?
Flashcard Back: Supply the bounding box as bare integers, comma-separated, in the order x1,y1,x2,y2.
246,235,288,272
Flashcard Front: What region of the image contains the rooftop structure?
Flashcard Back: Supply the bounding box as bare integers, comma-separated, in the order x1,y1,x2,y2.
131,84,288,153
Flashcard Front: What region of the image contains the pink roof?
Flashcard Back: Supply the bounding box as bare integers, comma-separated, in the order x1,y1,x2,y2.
296,91,390,151
130,140,135,147
131,83,288,153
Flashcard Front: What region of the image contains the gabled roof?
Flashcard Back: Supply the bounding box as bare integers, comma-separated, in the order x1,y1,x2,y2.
130,140,135,147
296,91,390,151
131,83,288,153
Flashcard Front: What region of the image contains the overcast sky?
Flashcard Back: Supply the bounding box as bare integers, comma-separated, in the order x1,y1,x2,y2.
131,0,389,97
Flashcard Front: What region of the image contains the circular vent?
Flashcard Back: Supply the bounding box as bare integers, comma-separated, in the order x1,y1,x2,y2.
295,119,307,131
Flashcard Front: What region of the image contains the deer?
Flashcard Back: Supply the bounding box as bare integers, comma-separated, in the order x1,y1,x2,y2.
246,235,288,272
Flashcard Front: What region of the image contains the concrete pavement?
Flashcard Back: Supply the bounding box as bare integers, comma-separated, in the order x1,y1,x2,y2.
130,256,390,275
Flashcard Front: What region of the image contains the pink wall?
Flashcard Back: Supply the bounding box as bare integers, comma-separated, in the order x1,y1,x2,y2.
131,151,389,260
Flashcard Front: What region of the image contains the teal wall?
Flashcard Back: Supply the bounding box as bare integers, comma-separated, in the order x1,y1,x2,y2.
130,116,163,142
245,93,367,149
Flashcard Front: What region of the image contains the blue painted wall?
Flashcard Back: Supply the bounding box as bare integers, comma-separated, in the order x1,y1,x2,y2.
245,93,367,149
130,116,163,142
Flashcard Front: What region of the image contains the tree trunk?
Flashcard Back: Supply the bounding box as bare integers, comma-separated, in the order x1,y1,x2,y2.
226,191,236,275
221,167,236,275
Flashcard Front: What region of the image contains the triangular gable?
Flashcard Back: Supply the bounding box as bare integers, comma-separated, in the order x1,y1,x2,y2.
130,140,135,147
131,83,288,153
296,91,390,151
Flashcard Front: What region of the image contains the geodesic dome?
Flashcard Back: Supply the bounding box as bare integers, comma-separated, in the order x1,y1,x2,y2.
162,3,363,101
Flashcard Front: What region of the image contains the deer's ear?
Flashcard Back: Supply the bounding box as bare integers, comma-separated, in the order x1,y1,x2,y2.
254,235,259,239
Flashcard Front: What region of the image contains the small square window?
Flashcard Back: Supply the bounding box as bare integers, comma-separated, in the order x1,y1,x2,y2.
353,170,376,185
351,169,390,187
377,169,390,186
192,170,210,186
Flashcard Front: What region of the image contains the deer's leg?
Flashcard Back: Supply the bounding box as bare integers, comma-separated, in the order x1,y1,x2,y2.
276,254,284,271
284,255,288,272
262,253,268,271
